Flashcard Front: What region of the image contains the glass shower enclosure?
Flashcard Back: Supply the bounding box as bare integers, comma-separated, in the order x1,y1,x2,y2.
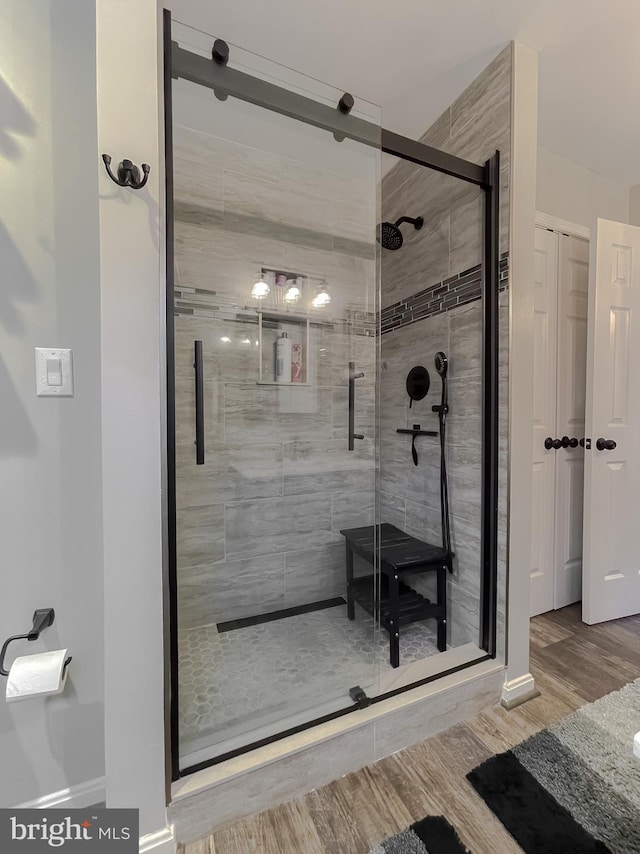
165,15,500,777
168,20,382,772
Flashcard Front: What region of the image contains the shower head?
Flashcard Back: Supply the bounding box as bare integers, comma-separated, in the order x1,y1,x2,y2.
377,215,424,250
434,351,448,378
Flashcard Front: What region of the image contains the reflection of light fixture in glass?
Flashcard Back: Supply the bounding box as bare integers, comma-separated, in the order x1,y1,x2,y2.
284,283,301,304
242,337,251,345
220,336,231,343
312,281,331,308
251,270,270,299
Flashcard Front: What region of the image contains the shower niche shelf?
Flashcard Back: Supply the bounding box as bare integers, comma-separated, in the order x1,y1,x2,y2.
257,311,311,386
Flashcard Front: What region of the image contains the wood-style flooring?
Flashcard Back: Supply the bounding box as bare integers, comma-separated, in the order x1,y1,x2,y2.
180,605,640,854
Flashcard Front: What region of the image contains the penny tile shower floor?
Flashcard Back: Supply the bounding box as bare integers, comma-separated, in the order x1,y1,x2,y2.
178,604,439,752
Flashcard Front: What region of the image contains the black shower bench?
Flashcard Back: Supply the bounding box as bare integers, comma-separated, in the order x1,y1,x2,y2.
340,523,451,668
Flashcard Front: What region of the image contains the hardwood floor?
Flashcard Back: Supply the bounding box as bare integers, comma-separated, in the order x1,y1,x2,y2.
180,605,640,854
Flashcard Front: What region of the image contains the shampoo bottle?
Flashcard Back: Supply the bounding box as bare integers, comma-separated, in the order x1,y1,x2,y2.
275,332,292,383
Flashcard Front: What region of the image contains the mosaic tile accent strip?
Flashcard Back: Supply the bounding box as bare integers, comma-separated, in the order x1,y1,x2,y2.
381,253,509,334
179,604,440,750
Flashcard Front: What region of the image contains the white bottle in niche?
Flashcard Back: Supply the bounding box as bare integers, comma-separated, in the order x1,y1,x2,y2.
275,332,292,383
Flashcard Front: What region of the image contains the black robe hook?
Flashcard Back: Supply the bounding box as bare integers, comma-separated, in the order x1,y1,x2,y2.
102,154,150,189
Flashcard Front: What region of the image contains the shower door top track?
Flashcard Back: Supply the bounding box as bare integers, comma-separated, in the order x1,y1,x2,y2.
170,40,488,188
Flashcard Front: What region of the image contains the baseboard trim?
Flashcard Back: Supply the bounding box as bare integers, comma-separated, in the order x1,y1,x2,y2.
501,673,539,710
16,777,106,810
139,826,176,854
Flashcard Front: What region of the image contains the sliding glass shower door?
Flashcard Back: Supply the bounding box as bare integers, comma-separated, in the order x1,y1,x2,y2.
169,21,381,770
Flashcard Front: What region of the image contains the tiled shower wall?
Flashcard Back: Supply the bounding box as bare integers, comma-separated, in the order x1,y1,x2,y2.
380,44,512,651
172,121,377,630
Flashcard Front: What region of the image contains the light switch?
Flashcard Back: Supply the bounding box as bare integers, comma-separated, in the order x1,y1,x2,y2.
35,348,73,397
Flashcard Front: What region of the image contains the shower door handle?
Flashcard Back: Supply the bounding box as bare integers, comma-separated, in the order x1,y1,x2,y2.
194,340,205,465
348,361,365,451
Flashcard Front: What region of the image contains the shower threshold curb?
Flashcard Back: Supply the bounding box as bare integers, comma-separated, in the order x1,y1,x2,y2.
170,658,504,841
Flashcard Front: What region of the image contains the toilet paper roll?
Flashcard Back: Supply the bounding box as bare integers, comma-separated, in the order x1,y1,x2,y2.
6,649,70,704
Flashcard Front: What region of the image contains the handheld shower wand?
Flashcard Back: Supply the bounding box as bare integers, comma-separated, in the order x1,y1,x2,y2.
433,351,448,411
433,352,452,561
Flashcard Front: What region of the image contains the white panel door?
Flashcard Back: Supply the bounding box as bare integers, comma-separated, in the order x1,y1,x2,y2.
583,219,640,624
530,227,558,617
554,234,589,608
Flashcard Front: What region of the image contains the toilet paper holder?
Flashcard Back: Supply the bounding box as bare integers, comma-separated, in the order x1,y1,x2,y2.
0,609,70,677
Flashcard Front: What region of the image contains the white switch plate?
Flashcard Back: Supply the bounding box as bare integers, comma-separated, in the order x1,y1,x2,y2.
35,348,74,396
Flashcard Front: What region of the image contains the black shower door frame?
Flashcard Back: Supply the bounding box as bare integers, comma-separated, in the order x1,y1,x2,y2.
163,9,500,782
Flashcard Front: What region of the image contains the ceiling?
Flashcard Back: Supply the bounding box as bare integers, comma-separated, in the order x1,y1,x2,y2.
171,0,640,185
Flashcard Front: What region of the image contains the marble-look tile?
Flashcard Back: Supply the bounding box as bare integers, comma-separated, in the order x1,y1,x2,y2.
178,554,286,629
404,499,442,544
447,97,511,170
379,490,406,530
447,581,480,647
449,301,482,380
380,432,440,510
447,444,482,526
499,286,509,375
224,384,334,443
381,208,450,309
177,504,225,571
449,193,484,276
450,45,512,139
446,377,482,450
333,384,375,440
500,164,510,254
332,197,376,245
372,667,503,760
174,315,260,382
283,439,375,496
419,105,452,148
284,543,346,607
313,328,377,389
283,243,372,292
175,220,285,300
333,488,375,534
175,378,224,453
176,443,283,508
381,108,451,209
173,152,224,222
226,494,334,559
224,168,334,250
449,513,482,599
169,724,376,845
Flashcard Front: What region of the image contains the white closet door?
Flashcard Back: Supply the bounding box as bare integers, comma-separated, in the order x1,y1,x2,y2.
583,219,640,624
530,227,559,617
554,234,589,608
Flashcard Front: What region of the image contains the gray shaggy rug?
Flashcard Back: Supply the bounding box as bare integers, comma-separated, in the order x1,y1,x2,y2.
468,678,640,853
368,816,470,853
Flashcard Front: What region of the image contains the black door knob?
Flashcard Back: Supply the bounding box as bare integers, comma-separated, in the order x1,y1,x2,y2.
561,436,579,448
596,438,617,451
579,438,591,449
545,437,562,450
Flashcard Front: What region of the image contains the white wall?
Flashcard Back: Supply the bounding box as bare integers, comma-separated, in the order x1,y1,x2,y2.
502,42,539,708
96,0,172,848
0,0,104,806
537,147,629,229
